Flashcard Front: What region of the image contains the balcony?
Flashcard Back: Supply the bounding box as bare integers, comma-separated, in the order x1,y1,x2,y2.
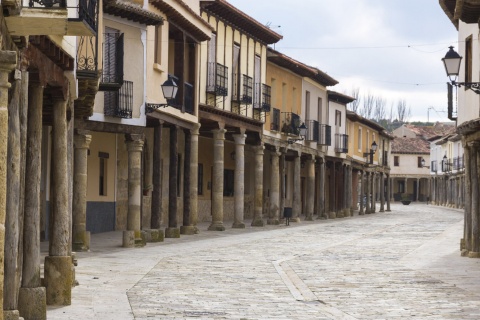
442,158,452,173
334,134,348,153
5,0,97,36
318,124,331,146
104,80,133,119
232,73,253,104
253,83,271,112
206,62,228,96
453,155,464,170
281,112,300,136
183,82,194,115
99,32,124,91
305,120,319,142
270,108,280,131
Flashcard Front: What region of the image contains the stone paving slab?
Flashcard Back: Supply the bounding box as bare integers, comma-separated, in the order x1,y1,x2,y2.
46,204,480,319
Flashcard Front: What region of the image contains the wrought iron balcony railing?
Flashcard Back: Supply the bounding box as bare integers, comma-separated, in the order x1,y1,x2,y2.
183,82,194,115
305,120,319,142
318,124,331,146
253,83,271,112
104,80,133,119
100,32,124,91
442,159,452,173
206,62,228,96
335,134,348,153
270,108,280,131
281,112,300,136
76,35,97,79
453,155,464,170
232,73,253,104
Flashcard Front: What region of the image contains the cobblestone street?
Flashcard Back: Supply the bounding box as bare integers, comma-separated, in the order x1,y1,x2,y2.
47,204,480,319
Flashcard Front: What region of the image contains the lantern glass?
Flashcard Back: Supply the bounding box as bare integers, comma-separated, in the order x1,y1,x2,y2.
371,141,377,152
442,46,462,78
161,78,178,100
298,123,307,137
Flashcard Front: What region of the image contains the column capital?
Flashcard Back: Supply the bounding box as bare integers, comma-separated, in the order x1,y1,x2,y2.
271,146,281,157
232,133,246,145
254,144,264,155
212,128,226,140
191,123,201,136
0,50,17,74
73,132,92,149
467,140,480,148
126,138,144,153
125,133,144,142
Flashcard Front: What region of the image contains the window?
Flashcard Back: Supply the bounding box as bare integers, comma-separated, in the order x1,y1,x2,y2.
305,91,310,120
198,163,203,195
417,156,423,168
208,33,216,64
465,36,472,83
154,25,162,64
335,110,341,127
358,128,362,151
101,28,124,89
394,156,399,166
398,181,405,193
254,55,261,107
224,169,234,197
99,152,109,196
232,43,240,100
318,97,323,124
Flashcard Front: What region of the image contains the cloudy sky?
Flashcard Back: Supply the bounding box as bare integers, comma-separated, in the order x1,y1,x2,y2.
227,0,458,122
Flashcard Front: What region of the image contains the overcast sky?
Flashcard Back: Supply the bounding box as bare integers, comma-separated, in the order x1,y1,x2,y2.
227,0,458,122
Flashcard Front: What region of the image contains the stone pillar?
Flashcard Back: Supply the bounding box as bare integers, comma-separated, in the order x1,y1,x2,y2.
469,141,480,258
386,174,391,211
45,98,72,306
416,178,420,202
251,145,264,227
359,171,365,215
279,152,286,222
181,129,193,234
348,165,354,216
232,133,246,229
292,153,301,222
151,121,163,229
209,128,226,231
18,83,46,319
123,134,145,246
268,148,281,225
190,124,200,231
72,131,92,251
4,66,21,320
318,158,326,219
380,172,385,212
463,141,471,254
305,156,315,221
371,172,376,213
329,162,336,218
365,172,371,214
166,126,180,237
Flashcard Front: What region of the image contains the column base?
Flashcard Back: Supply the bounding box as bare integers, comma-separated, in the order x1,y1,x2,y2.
143,229,165,242
44,256,72,306
460,238,465,251
3,310,20,320
72,231,90,252
208,222,225,231
336,212,344,218
304,216,314,221
122,230,146,247
18,287,46,320
379,209,385,213
165,227,180,238
468,251,480,258
251,219,264,227
232,222,246,229
358,211,365,215
267,219,280,225
180,226,196,235
328,212,336,219
291,217,301,222
316,215,327,220
386,209,391,212
461,249,469,257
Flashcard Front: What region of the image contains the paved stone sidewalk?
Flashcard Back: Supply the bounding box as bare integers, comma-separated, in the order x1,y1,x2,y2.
47,204,480,319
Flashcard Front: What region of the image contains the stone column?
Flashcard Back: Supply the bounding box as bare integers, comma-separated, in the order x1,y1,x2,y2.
4,66,21,320
166,126,180,237
380,172,385,212
463,142,471,253
251,145,264,227
232,133,246,229
386,174,391,211
305,156,315,221
18,83,46,319
318,158,326,219
365,172,371,214
329,161,336,218
416,178,420,202
292,153,301,222
209,128,226,231
279,152,286,222
151,121,163,229
45,98,72,306
371,172,376,213
181,129,193,234
359,171,365,215
190,124,200,231
72,131,92,251
469,141,480,258
123,134,145,246
268,148,281,225
348,165,354,216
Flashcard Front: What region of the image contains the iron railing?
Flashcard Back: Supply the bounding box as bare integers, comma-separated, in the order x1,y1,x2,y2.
100,32,124,91
232,73,252,104
335,134,348,153
442,158,452,173
183,82,194,115
318,124,331,146
453,155,464,170
104,80,133,118
271,108,280,131
76,36,97,79
281,112,300,136
253,83,271,112
206,62,228,96
305,120,319,142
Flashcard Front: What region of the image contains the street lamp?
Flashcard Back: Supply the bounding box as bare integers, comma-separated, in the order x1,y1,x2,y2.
146,76,179,112
287,122,307,144
442,46,480,94
363,141,377,164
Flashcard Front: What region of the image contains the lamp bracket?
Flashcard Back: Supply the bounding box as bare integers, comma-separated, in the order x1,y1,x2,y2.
452,81,480,94
146,103,168,113
287,137,304,144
